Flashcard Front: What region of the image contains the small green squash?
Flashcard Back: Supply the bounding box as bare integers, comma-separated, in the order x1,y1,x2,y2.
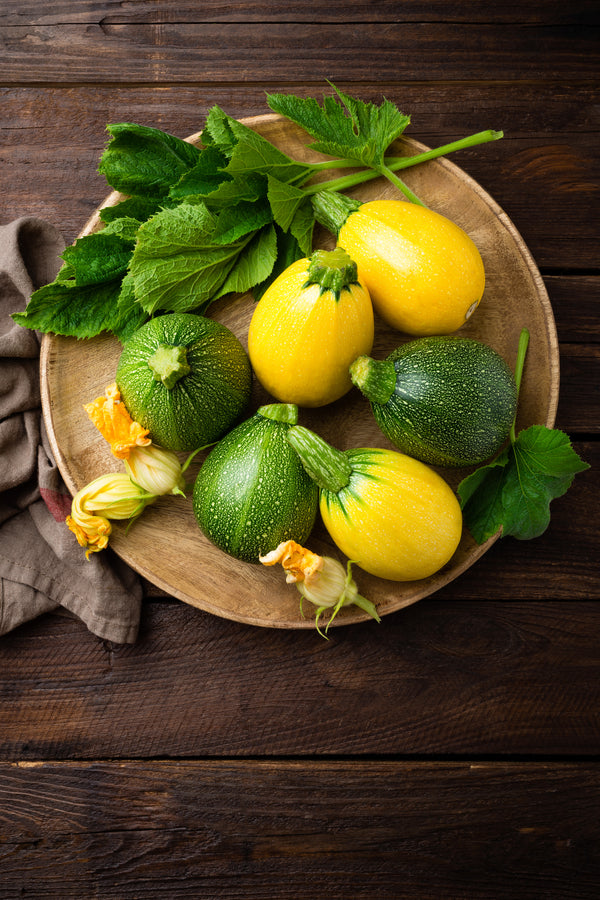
115,312,252,451
349,336,517,467
192,404,319,563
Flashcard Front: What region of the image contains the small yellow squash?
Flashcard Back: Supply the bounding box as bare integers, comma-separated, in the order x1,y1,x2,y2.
248,247,374,407
286,425,463,582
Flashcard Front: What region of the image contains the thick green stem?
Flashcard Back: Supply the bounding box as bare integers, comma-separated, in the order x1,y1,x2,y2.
147,343,190,389
311,190,362,235
305,247,358,298
303,129,504,197
510,328,530,443
349,355,397,406
258,403,298,425
379,164,426,206
286,425,352,493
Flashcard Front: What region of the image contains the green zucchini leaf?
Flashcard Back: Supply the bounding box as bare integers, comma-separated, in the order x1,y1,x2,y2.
113,273,149,343
251,226,305,301
289,199,316,258
266,177,315,255
168,144,231,202
99,196,168,224
212,199,273,245
128,203,249,314
213,223,278,300
98,123,202,197
458,425,590,543
200,105,240,158
267,83,410,170
267,175,307,232
12,277,128,340
223,116,313,186
60,227,136,287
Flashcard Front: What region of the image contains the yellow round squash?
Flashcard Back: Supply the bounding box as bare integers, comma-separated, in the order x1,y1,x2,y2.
287,425,463,582
248,248,374,407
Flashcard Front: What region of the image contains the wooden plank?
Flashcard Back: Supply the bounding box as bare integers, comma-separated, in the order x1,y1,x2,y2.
557,348,600,432
1,83,597,267
2,1,598,27
1,597,598,760
548,276,600,344
0,23,598,84
0,760,598,898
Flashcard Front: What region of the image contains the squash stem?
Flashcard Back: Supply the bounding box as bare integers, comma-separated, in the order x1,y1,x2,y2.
306,247,359,298
286,426,352,493
378,164,427,207
303,129,504,197
147,343,190,389
510,328,530,444
257,403,298,425
311,190,361,236
349,355,397,406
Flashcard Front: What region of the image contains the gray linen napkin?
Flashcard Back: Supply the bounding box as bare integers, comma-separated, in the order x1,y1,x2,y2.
0,216,142,642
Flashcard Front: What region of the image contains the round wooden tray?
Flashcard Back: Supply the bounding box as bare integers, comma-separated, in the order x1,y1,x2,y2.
40,114,560,630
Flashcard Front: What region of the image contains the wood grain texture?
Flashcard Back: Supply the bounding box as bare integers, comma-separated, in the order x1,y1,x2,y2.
0,759,599,899
0,4,598,895
1,22,598,84
1,83,598,267
2,1,598,26
1,601,598,759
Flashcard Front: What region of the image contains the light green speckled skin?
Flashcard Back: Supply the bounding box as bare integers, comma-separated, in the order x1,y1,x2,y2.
192,409,319,563
367,336,518,467
115,313,252,452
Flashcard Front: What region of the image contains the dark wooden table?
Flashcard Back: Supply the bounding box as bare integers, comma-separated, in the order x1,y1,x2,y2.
1,3,599,897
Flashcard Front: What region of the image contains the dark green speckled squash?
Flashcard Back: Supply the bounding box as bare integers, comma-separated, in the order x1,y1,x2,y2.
350,336,517,468
115,312,251,452
192,403,318,563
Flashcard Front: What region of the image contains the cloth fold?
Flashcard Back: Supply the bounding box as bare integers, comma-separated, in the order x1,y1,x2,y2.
0,216,142,642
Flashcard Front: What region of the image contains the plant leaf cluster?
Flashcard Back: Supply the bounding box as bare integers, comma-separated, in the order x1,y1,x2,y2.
458,425,589,542
14,108,321,341
13,85,502,342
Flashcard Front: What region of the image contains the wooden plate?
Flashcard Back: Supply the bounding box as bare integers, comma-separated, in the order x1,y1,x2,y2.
40,114,560,630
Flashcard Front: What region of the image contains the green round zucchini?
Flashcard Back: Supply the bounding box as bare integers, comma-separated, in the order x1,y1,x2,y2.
115,312,252,452
192,404,319,563
349,336,518,467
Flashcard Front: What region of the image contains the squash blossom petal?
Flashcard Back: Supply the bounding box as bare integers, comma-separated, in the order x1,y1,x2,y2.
85,383,186,496
259,539,323,584
66,511,111,559
124,444,186,497
84,382,151,460
66,472,155,559
260,540,380,637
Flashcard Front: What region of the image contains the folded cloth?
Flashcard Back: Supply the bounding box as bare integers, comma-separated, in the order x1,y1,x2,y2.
0,217,142,642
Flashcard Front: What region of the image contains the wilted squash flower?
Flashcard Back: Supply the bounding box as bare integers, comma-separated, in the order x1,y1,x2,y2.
260,540,380,637
84,383,186,496
66,472,155,559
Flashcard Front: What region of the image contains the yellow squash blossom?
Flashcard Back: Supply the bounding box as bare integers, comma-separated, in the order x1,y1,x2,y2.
84,383,186,496
260,540,380,637
84,383,151,459
66,472,155,559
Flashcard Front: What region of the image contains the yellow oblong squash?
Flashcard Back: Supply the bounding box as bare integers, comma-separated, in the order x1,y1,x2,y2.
337,199,485,336
248,248,374,408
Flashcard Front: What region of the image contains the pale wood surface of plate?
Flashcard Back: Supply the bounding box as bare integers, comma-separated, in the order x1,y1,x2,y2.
40,114,560,629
